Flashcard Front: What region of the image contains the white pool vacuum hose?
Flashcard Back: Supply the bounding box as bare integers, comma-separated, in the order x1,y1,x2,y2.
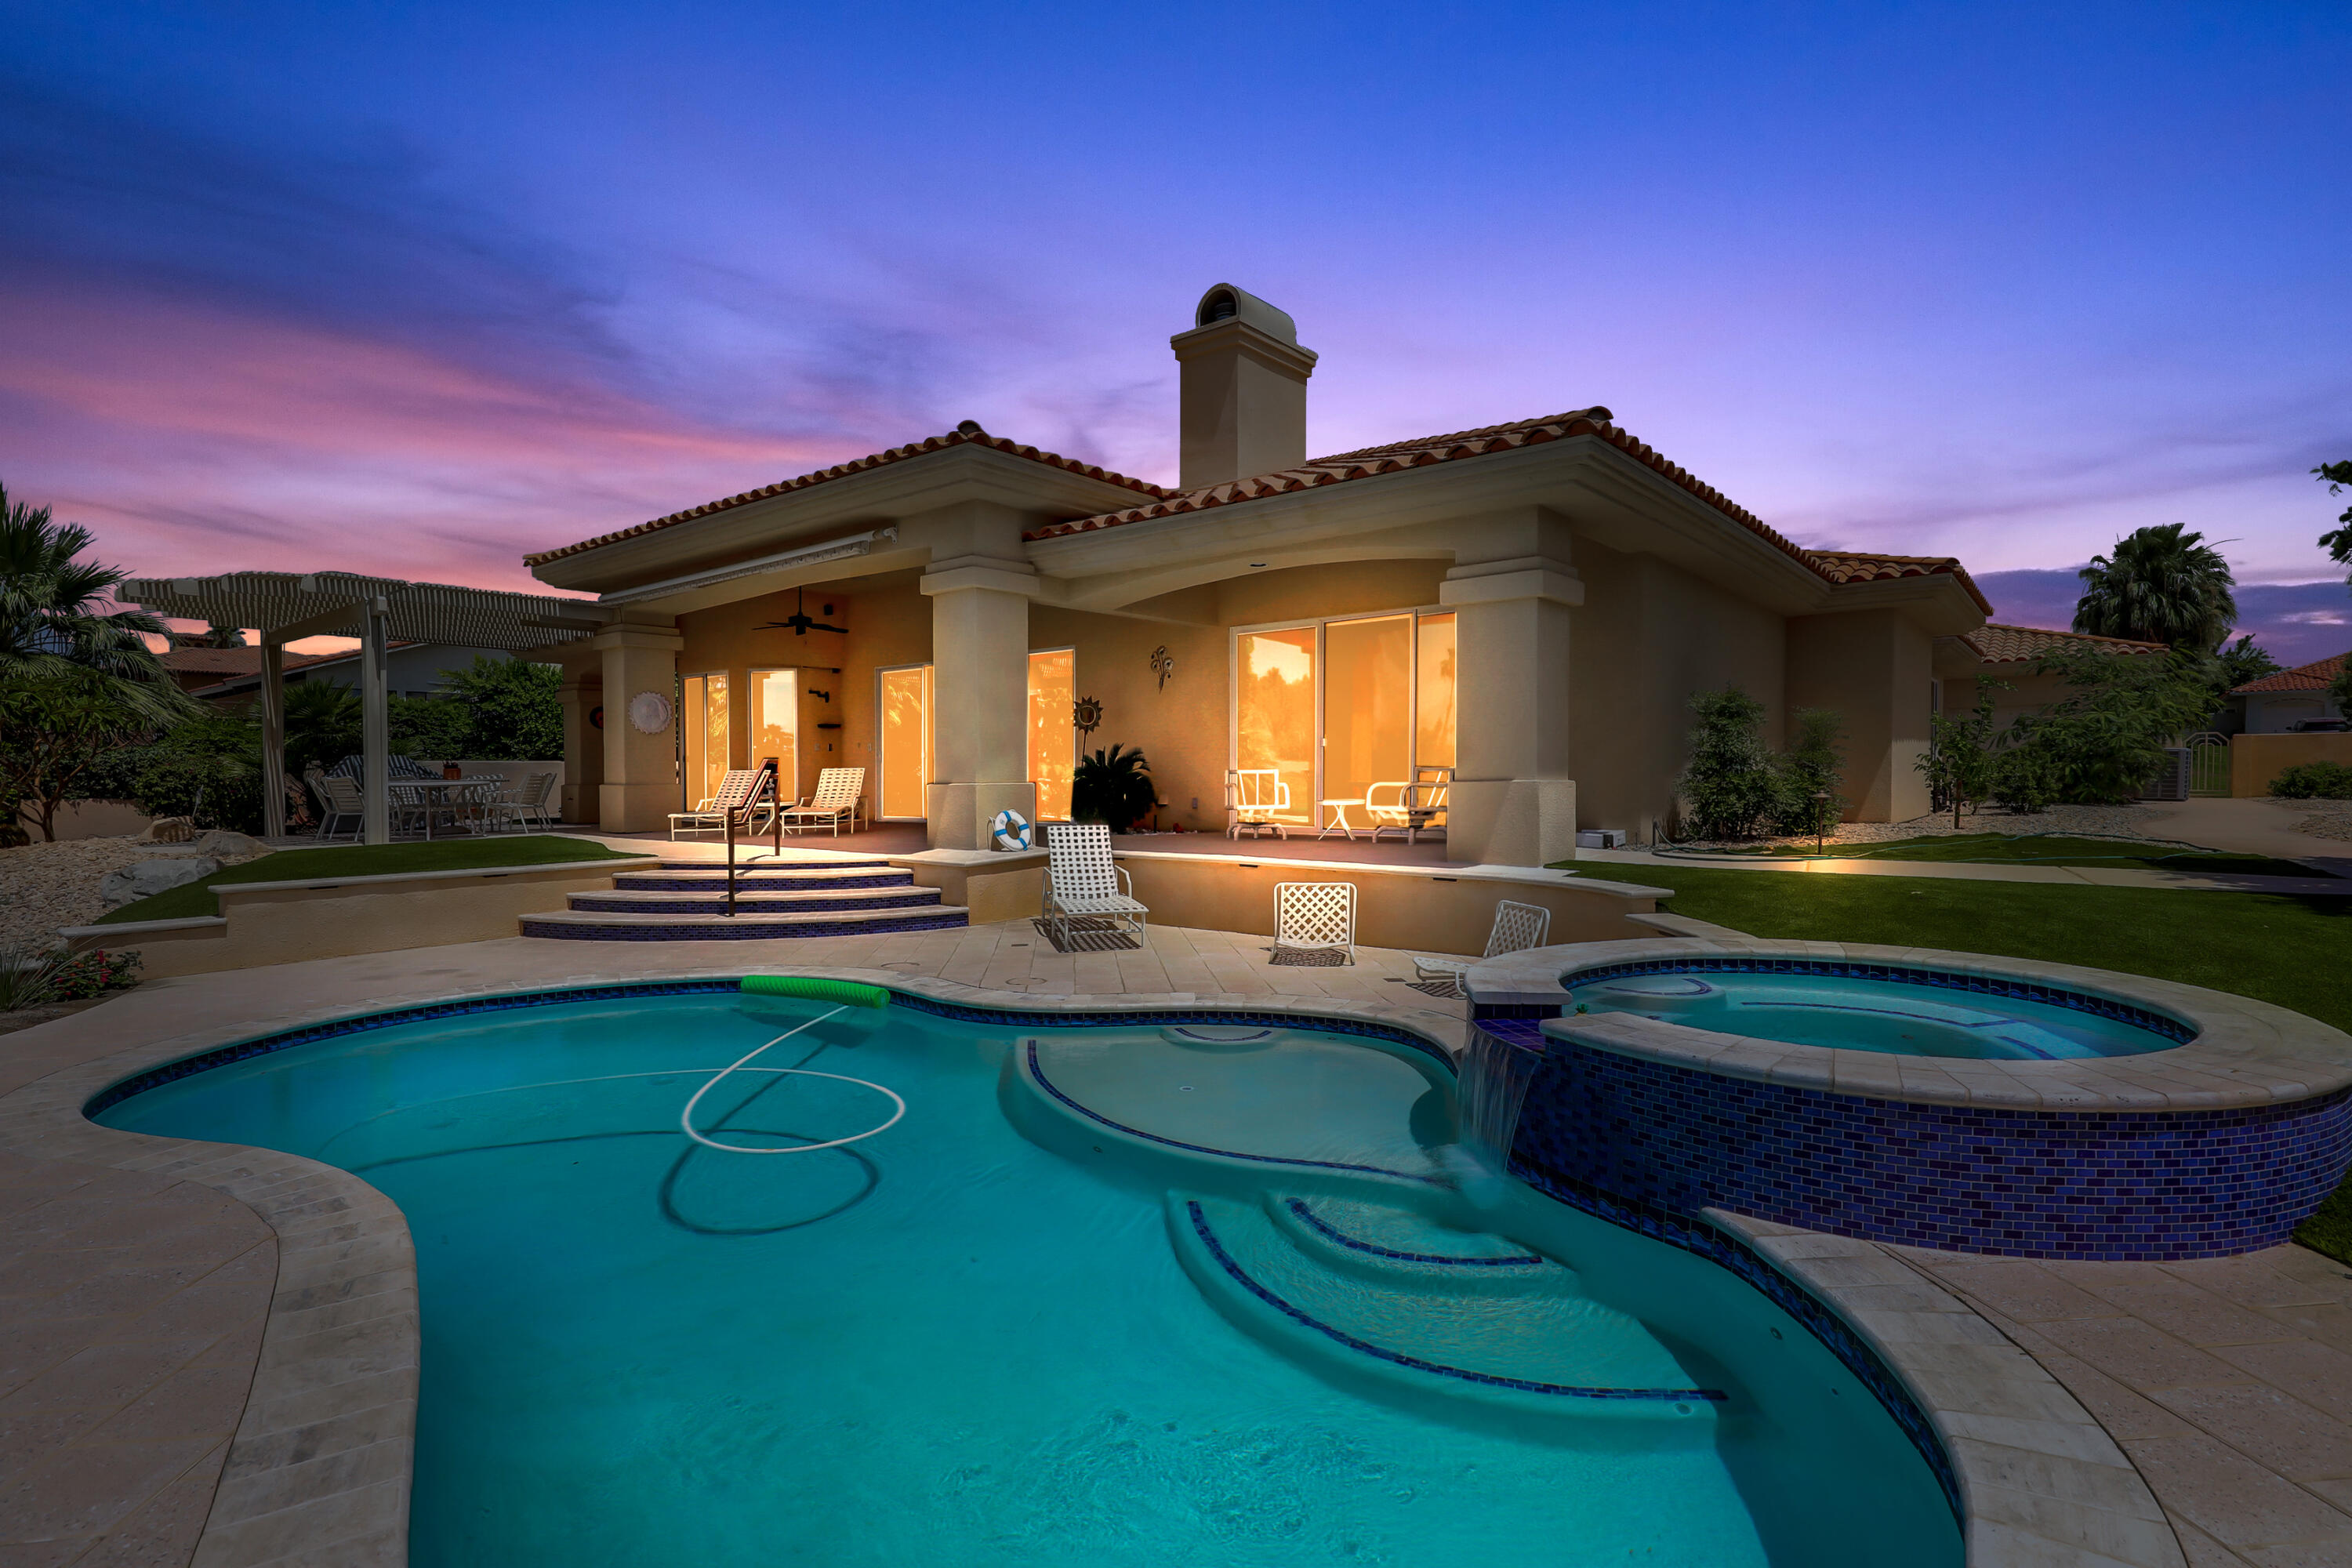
683,982,906,1154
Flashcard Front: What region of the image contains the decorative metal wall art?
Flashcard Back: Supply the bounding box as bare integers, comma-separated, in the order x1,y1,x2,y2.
1149,645,1174,689
1073,695,1103,736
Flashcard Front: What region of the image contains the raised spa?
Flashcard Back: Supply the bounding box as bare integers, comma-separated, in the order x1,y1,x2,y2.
1565,963,2190,1059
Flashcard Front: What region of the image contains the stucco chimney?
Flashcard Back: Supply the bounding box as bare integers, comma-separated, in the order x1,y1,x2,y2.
1171,284,1318,491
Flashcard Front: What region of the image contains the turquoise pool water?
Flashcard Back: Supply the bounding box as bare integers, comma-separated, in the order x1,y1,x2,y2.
95,993,1959,1566
1568,967,2185,1058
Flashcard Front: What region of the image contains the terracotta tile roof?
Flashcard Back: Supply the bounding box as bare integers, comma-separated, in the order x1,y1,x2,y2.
2231,651,2350,695
524,424,1169,567
1955,624,2170,665
1019,407,1993,613
160,646,338,677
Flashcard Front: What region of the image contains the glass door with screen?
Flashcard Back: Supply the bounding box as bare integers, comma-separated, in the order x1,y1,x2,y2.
750,670,798,804
1027,648,1076,821
877,663,931,820
681,672,730,808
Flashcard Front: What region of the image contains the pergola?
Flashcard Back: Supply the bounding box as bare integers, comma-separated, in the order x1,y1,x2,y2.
124,572,606,842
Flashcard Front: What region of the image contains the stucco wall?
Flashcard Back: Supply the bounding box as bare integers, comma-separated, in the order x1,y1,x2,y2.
1029,606,1226,831
1788,608,1934,822
2230,731,2352,797
674,590,854,803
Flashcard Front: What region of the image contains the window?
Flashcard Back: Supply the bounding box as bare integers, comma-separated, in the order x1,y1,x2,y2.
681,672,729,807
877,664,931,819
1232,611,1456,831
751,670,798,800
1027,648,1076,821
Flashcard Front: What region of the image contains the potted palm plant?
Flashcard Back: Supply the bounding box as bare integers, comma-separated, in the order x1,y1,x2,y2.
1071,744,1156,832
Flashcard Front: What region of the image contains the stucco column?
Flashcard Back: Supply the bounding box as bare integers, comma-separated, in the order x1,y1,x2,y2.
559,670,604,825
1442,557,1583,867
593,623,684,834
1786,608,1933,822
920,560,1038,851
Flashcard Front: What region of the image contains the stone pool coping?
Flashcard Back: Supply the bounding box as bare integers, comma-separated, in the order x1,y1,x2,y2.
1468,935,2352,1111
2,942,2183,1568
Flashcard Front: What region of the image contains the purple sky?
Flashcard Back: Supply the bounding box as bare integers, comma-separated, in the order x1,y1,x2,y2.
4,3,2348,661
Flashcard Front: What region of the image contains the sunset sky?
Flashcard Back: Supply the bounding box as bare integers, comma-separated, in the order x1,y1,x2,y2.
5,3,2348,659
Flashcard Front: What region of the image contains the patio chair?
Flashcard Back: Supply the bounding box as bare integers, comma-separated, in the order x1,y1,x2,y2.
669,769,768,840
1366,766,1453,844
778,767,865,837
1041,822,1149,948
315,775,366,842
1226,768,1298,840
1412,899,1552,993
492,771,559,833
1271,881,1357,966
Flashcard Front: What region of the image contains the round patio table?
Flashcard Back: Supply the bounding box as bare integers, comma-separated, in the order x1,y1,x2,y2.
1317,798,1367,841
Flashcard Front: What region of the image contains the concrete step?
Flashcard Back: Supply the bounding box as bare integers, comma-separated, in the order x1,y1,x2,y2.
615,865,913,891
518,905,969,941
567,886,945,915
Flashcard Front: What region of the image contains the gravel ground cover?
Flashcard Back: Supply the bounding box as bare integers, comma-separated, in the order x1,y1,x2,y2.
2285,800,2352,844
0,837,272,947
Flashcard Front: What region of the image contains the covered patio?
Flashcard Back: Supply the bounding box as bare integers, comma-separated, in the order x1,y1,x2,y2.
123,572,603,843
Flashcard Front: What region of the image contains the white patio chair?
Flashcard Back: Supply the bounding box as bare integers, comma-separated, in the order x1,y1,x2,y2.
1272,881,1357,966
315,775,365,842
669,769,766,840
779,767,865,837
1226,768,1298,840
1041,822,1149,948
499,771,557,833
1413,899,1552,993
1367,766,1453,844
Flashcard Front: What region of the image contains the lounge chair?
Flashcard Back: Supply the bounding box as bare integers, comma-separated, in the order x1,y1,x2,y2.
1272,881,1356,966
778,768,865,837
1412,899,1552,993
314,775,365,842
670,769,768,840
493,771,559,833
1041,822,1149,948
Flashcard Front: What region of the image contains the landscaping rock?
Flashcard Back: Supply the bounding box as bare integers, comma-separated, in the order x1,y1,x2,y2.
97,857,220,911
193,829,266,858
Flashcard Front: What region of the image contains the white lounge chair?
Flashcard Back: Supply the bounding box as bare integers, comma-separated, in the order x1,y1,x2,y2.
493,771,558,833
1413,899,1552,993
1367,766,1453,844
1272,881,1357,966
670,769,768,840
1042,822,1149,948
1226,768,1299,840
779,767,865,837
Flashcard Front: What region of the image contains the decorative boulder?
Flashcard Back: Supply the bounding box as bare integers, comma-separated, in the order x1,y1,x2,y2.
193,830,266,858
99,857,220,911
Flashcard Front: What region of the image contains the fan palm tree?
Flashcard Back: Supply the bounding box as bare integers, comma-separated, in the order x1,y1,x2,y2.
0,480,186,720
2072,524,2238,652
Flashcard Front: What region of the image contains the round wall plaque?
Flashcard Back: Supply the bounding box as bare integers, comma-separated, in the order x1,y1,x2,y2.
626,691,673,734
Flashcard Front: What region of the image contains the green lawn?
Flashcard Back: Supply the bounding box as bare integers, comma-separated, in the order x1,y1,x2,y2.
1566,862,2352,1261
96,836,655,925
1685,832,2331,880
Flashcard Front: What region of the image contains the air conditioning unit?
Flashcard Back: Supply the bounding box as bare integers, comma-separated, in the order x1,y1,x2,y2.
1575,829,1628,850
2137,747,2192,803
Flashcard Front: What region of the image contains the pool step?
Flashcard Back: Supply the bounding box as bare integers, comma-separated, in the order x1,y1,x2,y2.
566,886,946,916
1169,1191,1722,1430
524,853,962,939
615,861,909,892
518,904,969,941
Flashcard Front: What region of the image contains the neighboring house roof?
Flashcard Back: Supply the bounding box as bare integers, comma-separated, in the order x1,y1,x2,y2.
522,424,1167,567
1019,408,1993,614
184,641,427,699
1954,624,2170,665
2230,651,2350,695
160,645,338,682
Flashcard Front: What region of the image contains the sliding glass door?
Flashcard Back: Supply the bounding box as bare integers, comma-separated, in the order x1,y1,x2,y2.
750,670,797,801
681,672,729,808
877,664,931,820
1027,648,1076,822
1232,612,1456,831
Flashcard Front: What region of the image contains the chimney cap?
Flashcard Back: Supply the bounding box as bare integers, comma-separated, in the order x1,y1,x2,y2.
1189,283,1300,346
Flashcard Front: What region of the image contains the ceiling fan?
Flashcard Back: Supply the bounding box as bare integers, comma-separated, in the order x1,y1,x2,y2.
757,587,848,637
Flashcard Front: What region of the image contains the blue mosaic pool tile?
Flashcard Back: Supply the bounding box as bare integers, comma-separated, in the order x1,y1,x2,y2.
1502,1026,2352,1262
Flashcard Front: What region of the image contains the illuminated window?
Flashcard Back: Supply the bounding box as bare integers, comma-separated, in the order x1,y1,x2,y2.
681,673,730,807
750,670,797,800
1235,626,1317,829
878,664,931,819
1232,611,1457,829
1027,648,1076,821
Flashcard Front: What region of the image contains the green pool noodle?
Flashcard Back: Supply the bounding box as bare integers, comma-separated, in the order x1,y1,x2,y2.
739,976,891,1007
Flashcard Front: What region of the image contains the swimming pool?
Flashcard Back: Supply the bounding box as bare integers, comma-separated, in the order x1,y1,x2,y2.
93,989,1960,1566
1566,964,2188,1058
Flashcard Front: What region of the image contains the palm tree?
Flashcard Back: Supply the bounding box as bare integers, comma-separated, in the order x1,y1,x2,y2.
0,480,186,720
2072,524,2238,652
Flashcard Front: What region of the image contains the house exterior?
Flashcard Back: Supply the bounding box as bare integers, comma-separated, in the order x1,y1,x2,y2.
528,285,1994,864
1931,624,2169,730
2229,652,2350,734
159,644,337,693
184,641,514,702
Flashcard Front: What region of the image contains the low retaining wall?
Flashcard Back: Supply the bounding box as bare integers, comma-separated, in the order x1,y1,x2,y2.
2230,731,2352,796
1113,852,1667,953
891,848,1046,924
62,858,657,978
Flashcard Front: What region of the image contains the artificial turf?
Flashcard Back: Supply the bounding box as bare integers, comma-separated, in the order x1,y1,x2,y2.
1682,832,2330,880
1564,861,2352,1261
96,835,654,925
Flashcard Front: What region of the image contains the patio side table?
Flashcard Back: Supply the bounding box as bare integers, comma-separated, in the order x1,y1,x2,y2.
1317,798,1366,841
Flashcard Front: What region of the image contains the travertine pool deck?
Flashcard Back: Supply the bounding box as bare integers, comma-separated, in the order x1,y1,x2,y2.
5,919,2350,1564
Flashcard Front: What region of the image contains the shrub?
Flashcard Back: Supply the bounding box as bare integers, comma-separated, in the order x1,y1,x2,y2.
1769,707,1846,836
1995,645,2219,805
1676,687,1780,840
1071,744,1156,829
2270,762,2352,800
1917,680,2008,825
49,948,141,1000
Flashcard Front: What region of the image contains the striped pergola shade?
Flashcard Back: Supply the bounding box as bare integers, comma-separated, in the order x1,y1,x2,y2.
121,572,604,652
122,573,610,844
